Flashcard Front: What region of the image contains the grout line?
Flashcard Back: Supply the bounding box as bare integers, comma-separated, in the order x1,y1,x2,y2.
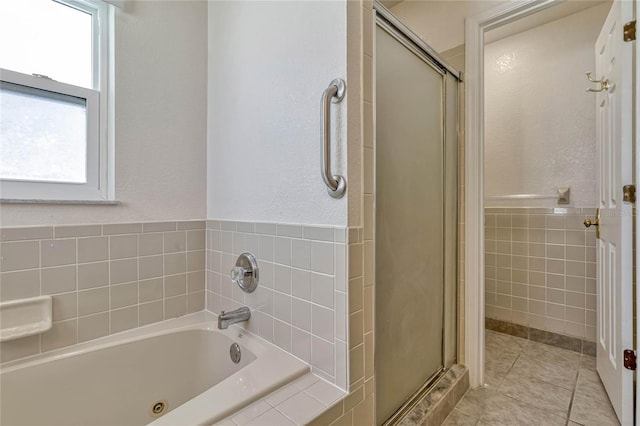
565,370,580,425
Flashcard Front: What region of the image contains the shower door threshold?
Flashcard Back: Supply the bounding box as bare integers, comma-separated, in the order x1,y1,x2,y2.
382,366,445,426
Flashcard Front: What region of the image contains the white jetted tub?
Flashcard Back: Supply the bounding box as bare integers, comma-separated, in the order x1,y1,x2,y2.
0,311,308,425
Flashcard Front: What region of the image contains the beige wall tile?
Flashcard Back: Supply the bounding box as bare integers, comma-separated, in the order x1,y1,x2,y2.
41,239,76,267
349,311,364,349
41,266,76,294
78,287,109,316
52,293,77,321
565,306,585,323
0,241,39,272
103,223,142,235
111,282,138,309
546,303,565,319
110,258,137,284
546,215,565,229
566,261,585,277
165,274,186,297
139,255,163,280
41,319,77,351
343,383,364,412
78,313,109,343
140,301,164,325
110,234,138,259
566,291,586,308
187,250,205,271
187,270,205,293
164,231,186,253
547,273,565,289
566,230,586,245
564,321,585,338
305,226,335,242
0,269,40,301
187,291,205,313
1,226,52,242
165,253,186,275
547,289,565,304
177,220,206,231
0,335,40,363
496,294,511,308
363,195,373,241
111,306,138,333
143,222,176,233
566,276,586,292
566,245,585,261
139,233,163,256
139,277,164,303
187,230,206,250
78,262,109,289
349,345,364,386
78,237,109,263
363,286,373,333
165,295,186,319
54,225,101,238
512,296,527,312
528,215,546,228
347,244,362,279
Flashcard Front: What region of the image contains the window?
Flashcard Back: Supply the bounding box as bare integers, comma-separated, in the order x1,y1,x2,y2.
0,0,112,201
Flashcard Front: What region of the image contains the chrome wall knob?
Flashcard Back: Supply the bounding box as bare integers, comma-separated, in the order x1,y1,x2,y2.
230,252,259,293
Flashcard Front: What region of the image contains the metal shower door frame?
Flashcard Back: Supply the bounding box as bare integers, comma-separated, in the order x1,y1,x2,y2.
373,2,461,424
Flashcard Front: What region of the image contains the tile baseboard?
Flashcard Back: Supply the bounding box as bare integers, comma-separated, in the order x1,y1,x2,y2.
485,317,596,356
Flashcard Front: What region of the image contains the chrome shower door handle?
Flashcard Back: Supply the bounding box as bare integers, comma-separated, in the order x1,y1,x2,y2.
321,78,347,199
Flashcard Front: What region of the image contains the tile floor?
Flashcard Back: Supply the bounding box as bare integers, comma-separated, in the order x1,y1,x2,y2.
444,330,620,426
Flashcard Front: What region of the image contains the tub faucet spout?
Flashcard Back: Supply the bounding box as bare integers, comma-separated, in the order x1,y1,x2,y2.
218,306,251,329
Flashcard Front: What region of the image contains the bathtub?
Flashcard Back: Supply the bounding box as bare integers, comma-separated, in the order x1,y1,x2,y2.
0,311,309,425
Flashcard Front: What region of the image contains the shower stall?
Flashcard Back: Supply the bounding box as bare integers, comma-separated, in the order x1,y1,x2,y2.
374,4,460,425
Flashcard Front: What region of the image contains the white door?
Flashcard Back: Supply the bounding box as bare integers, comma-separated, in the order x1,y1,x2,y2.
594,1,634,424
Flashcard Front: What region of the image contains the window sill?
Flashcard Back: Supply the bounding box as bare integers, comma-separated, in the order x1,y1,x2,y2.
0,199,121,205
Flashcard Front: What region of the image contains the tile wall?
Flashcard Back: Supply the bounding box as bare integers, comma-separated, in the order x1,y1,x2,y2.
0,221,206,363
485,207,597,341
205,220,351,390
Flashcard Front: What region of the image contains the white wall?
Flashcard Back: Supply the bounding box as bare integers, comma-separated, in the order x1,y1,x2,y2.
207,1,348,226
0,1,208,226
485,4,609,207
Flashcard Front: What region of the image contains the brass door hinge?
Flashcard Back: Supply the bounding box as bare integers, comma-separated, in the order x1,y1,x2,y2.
624,349,637,370
624,20,636,42
623,184,636,203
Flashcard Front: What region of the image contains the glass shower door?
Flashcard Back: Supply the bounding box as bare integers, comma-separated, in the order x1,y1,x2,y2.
375,24,447,425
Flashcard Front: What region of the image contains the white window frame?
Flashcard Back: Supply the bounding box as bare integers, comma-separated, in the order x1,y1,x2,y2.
0,0,113,202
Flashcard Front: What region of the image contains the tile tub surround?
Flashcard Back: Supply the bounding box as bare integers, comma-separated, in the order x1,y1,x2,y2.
484,207,597,341
205,220,351,390
0,220,206,363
